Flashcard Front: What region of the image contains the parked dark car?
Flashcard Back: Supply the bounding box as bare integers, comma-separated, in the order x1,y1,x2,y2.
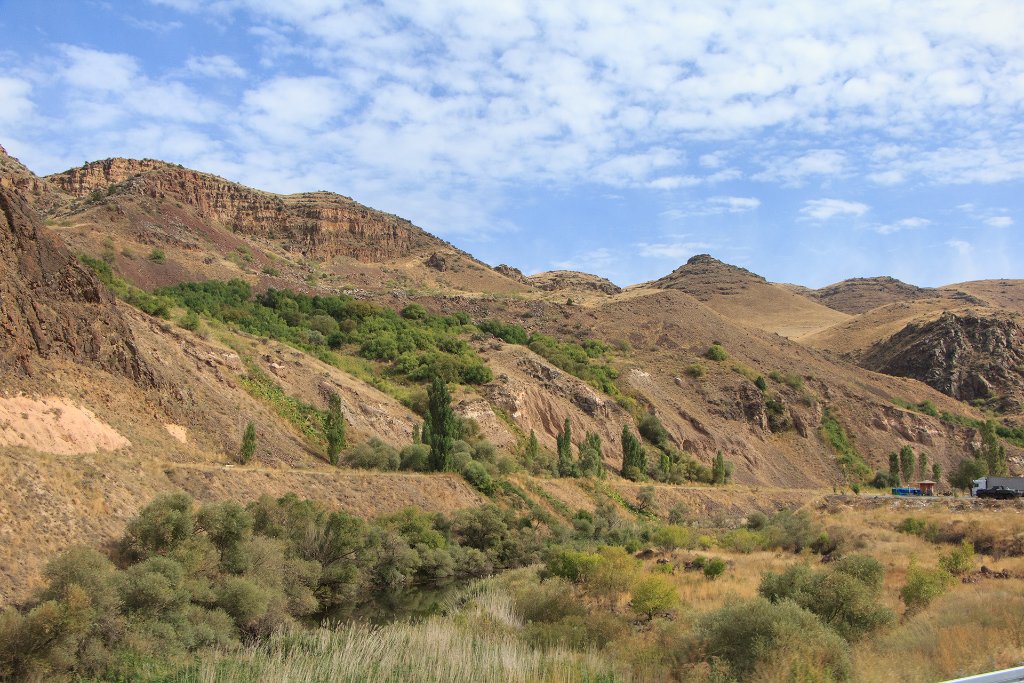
977,486,1022,500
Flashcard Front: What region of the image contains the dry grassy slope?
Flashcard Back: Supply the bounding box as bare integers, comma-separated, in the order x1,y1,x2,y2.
794,276,957,315
41,157,529,296
435,286,1001,486
641,255,851,338
800,299,998,356
946,280,1024,315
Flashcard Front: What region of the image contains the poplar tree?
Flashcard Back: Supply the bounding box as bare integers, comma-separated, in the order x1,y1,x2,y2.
621,426,646,481
324,393,346,466
556,418,577,477
425,376,457,471
239,421,256,464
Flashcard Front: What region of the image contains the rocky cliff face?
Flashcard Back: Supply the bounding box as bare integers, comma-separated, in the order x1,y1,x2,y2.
47,158,440,262
0,185,149,382
862,311,1024,411
0,145,67,213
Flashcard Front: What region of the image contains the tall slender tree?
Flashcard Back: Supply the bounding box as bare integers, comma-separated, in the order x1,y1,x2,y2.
425,376,457,471
239,421,257,464
556,418,577,477
980,420,1009,476
899,445,915,484
621,426,646,480
917,451,929,481
712,451,728,485
888,452,901,485
579,431,604,478
324,392,347,466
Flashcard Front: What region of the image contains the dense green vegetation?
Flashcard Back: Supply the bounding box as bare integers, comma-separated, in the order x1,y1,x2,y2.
79,254,173,318
894,397,1024,448
157,280,492,386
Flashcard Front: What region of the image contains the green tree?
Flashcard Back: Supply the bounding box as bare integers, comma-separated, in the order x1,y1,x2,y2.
425,376,458,471
948,457,987,494
899,445,915,484
636,486,656,513
754,375,767,391
578,431,604,478
556,418,577,477
932,462,942,482
712,451,728,485
980,420,1009,476
620,426,646,481
324,393,346,466
888,452,900,486
239,421,257,464
917,451,929,481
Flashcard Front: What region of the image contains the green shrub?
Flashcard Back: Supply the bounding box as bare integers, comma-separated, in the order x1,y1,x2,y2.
719,528,765,554
938,540,975,576
705,344,728,361
544,547,601,584
699,597,852,681
460,461,495,495
900,562,954,613
650,524,691,551
148,248,166,263
759,561,894,641
630,575,679,619
703,557,727,580
398,443,431,471
684,363,705,378
344,438,399,470
120,493,195,561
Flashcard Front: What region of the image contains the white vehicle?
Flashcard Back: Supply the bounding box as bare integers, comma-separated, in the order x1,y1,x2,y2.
971,477,1024,497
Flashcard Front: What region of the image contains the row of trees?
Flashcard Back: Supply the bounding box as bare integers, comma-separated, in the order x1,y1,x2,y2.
237,390,347,466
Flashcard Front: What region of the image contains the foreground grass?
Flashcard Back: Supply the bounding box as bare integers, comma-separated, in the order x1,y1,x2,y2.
175,585,620,683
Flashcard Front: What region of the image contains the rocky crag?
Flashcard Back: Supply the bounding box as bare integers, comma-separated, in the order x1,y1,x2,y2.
862,311,1024,411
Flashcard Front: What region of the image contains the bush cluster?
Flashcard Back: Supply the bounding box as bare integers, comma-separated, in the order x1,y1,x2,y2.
157,280,492,385
0,493,549,681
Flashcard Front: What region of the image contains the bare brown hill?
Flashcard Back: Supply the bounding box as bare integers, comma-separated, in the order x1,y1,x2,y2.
42,157,528,295
640,254,850,338
860,311,1024,412
527,270,622,296
947,280,1024,316
803,276,962,314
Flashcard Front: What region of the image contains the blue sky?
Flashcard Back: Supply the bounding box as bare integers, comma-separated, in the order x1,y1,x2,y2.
1,1,1021,287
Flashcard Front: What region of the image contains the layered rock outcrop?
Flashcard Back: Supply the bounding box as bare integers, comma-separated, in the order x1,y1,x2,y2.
48,158,437,262
0,185,149,382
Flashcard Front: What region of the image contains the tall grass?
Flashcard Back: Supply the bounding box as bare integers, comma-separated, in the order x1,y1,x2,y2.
176,584,621,683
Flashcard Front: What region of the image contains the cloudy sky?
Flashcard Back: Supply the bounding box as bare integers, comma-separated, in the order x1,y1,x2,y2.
1,1,1022,287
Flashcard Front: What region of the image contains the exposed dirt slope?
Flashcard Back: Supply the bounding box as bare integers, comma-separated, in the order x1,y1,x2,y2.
861,311,1024,411
642,254,850,338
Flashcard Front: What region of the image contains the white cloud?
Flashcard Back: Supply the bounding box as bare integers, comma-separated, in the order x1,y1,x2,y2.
0,77,33,124
636,241,716,260
60,45,139,92
242,76,349,137
661,196,761,218
754,149,848,186
947,239,973,256
984,216,1013,228
800,199,869,220
186,55,247,79
876,217,930,235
